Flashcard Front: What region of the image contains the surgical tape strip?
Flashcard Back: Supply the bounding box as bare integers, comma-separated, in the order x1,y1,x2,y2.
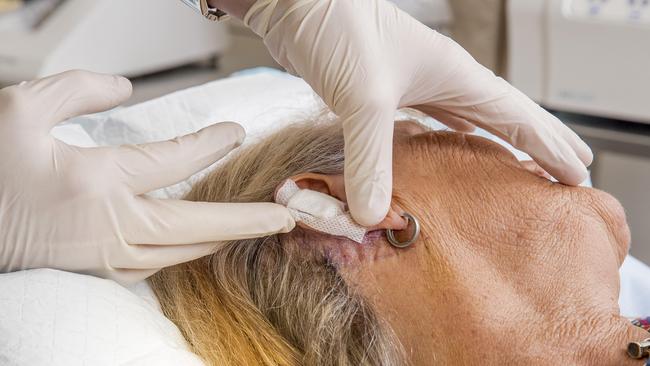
275,179,367,243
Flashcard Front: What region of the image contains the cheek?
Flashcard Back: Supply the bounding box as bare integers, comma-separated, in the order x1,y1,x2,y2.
581,189,631,266
574,217,624,304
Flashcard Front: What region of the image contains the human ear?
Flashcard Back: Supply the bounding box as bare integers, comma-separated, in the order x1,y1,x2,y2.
291,173,347,201
289,173,407,231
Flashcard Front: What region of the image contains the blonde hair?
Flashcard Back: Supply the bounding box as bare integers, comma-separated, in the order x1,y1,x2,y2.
149,121,405,366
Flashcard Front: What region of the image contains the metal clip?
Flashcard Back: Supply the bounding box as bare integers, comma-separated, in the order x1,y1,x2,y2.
627,338,650,359
386,212,420,249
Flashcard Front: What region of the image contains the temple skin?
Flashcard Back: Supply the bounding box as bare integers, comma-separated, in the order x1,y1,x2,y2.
302,121,647,365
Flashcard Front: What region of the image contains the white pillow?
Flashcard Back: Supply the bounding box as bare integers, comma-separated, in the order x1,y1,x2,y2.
0,269,204,366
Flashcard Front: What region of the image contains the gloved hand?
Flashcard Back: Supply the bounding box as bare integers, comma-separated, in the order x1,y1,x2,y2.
0,70,295,284
243,0,593,226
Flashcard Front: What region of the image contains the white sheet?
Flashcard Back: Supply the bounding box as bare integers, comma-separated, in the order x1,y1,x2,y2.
620,256,650,318
1,69,647,366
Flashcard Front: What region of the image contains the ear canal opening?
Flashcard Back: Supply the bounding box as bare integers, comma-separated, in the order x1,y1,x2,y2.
294,178,332,195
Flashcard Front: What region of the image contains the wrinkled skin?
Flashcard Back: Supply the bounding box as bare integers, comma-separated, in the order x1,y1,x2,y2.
336,122,647,365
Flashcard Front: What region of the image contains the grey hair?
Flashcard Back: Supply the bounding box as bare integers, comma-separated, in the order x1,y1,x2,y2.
150,119,405,366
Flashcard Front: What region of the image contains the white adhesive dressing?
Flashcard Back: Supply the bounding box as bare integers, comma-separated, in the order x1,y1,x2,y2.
275,179,367,243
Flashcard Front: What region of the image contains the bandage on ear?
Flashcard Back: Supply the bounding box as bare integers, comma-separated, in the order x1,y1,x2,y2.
275,179,367,243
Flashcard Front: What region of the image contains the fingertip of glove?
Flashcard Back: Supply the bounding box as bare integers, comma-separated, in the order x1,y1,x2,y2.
203,121,246,147
556,164,590,187
114,75,132,95
224,122,246,146
233,124,246,146
283,217,297,233
578,142,594,168
353,209,389,228
272,204,296,233
348,195,391,227
104,75,132,106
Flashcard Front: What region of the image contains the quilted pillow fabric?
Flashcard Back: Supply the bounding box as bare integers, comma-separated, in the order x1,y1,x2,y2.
0,269,204,366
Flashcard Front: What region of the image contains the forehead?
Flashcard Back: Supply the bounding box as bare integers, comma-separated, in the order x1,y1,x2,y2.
392,121,523,182
395,119,516,154
391,121,629,261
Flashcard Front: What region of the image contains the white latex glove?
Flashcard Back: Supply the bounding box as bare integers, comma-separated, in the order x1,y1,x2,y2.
0,70,295,284
244,0,593,226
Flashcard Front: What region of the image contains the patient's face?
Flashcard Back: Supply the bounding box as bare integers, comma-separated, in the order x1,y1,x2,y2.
337,122,646,365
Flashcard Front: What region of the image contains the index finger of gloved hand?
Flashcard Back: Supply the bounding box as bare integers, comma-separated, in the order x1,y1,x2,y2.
342,107,396,227
124,198,296,245
23,70,132,128
116,122,245,195
503,92,591,185
453,85,591,186
507,120,589,186
551,115,594,167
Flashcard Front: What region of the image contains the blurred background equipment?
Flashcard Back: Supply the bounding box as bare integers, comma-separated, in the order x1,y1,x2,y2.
390,0,453,30
0,0,452,96
506,0,650,264
0,0,21,12
0,0,61,32
448,0,505,74
508,0,650,124
0,0,229,84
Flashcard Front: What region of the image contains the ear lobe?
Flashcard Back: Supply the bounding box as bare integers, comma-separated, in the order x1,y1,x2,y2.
288,173,407,231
